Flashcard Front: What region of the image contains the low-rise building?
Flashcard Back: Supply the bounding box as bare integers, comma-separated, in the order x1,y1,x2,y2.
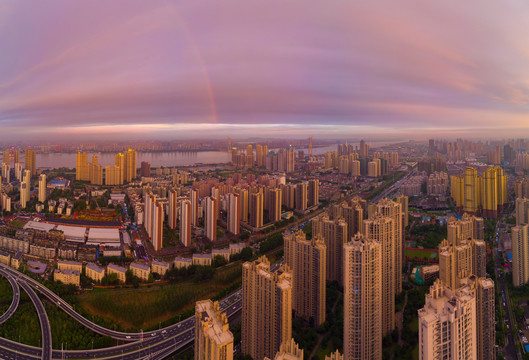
174,257,192,269
54,269,80,286
0,251,10,266
151,260,171,276
58,244,77,260
229,243,247,256
58,260,83,273
77,244,98,262
29,244,56,259
0,235,30,254
11,252,22,269
107,263,127,283
212,249,230,262
85,263,105,282
130,262,150,281
27,260,47,275
193,254,212,267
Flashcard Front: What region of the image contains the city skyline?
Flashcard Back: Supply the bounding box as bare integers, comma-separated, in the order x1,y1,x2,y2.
2,1,529,141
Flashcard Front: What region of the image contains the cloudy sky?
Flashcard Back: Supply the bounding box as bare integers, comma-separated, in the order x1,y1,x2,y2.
1,0,529,141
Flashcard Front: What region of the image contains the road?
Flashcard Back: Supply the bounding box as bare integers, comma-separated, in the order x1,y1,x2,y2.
493,222,519,360
0,262,242,360
0,268,20,325
17,281,52,360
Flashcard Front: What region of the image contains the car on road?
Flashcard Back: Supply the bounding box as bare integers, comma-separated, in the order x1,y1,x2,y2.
126,336,131,339
151,333,156,337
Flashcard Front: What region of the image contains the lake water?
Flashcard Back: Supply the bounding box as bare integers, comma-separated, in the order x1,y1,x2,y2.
4,142,393,170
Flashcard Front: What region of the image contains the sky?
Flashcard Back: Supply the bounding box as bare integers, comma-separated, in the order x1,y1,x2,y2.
1,0,529,142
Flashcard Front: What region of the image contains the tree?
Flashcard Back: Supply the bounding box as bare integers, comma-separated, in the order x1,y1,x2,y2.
213,255,227,268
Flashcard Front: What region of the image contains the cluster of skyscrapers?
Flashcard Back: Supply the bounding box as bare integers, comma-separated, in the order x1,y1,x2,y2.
419,215,495,360
75,149,137,185
450,166,508,218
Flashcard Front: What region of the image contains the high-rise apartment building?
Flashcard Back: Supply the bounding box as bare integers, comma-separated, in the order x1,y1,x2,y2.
418,280,477,360
286,147,295,173
38,174,46,203
140,161,151,178
14,150,19,164
516,197,529,226
333,200,363,241
363,214,395,336
190,188,199,227
115,153,125,184
295,182,307,212
89,155,103,185
375,198,403,294
152,201,164,251
227,193,240,235
451,166,507,218
25,148,36,177
359,139,369,158
14,163,22,181
462,276,496,360
265,339,304,360
76,152,89,181
513,224,529,287
168,189,178,230
194,300,234,360
124,149,137,182
343,234,382,360
438,216,487,289
105,165,121,185
396,195,408,228
180,199,192,247
250,192,263,228
284,230,326,326
242,256,292,360
269,188,282,223
308,179,319,207
20,181,28,209
312,214,347,285
237,188,249,223
1,163,10,183
2,150,8,164
205,196,217,241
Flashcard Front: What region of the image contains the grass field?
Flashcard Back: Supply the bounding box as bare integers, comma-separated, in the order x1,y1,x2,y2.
77,263,242,330
0,283,41,346
10,220,26,228
405,248,438,260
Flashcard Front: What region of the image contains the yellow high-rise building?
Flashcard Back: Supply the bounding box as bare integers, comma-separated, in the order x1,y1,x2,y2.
124,149,137,182
115,153,125,184
2,150,9,164
284,230,326,326
451,166,507,218
76,152,89,181
194,300,234,360
25,148,36,177
242,256,292,360
363,214,395,336
89,156,103,185
343,234,382,360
